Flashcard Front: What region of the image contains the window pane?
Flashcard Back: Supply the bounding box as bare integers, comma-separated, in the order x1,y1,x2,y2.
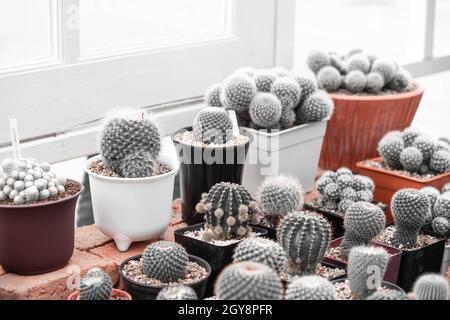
80,0,231,57
434,0,450,57
0,0,54,69
294,0,426,70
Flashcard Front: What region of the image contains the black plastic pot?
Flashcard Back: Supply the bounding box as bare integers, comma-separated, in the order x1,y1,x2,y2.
174,223,268,296
172,127,252,225
304,201,388,239
119,254,211,300
396,237,446,292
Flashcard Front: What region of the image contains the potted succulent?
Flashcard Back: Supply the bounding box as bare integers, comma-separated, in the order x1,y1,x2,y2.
322,202,402,284
304,167,386,237
374,189,446,291
86,108,179,251
172,107,252,225
411,273,449,300
119,241,211,300
174,182,268,294
203,67,333,195
277,211,346,284
331,246,406,300
284,275,337,300
0,157,83,275
306,49,424,171
155,285,198,300
68,268,131,300
357,129,450,223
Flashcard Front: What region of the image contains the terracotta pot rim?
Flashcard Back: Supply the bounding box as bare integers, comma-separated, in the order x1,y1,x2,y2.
329,81,423,102
67,288,132,300
242,117,330,137
356,157,450,183
85,154,179,183
119,254,212,289
0,179,84,209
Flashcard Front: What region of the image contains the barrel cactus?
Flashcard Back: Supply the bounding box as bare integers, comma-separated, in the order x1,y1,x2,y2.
248,92,282,128
348,246,388,300
233,237,286,273
215,262,283,300
413,274,449,300
220,74,256,112
285,275,336,300
378,134,404,169
399,147,423,172
204,83,222,108
119,151,157,178
341,202,386,257
271,77,302,109
192,107,233,144
278,212,331,275
78,268,113,300
391,189,429,248
142,241,189,283
156,285,198,300
99,108,161,177
296,91,333,123
317,66,341,91
196,182,255,240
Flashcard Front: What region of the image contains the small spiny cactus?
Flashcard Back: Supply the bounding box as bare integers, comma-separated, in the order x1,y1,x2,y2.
317,66,341,91
220,74,256,112
307,50,331,74
413,274,449,300
156,285,198,300
248,92,282,128
204,83,223,108
285,275,336,300
78,268,113,300
192,107,233,144
296,91,333,123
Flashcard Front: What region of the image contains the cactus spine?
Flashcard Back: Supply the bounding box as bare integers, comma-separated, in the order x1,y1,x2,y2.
78,268,113,300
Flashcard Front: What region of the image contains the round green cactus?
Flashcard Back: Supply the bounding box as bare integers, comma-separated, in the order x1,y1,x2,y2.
119,151,157,178
254,70,278,92
347,53,370,74
271,77,302,109
317,66,341,91
156,285,198,300
430,150,450,174
399,147,423,172
248,92,282,128
344,70,366,93
413,274,449,300
220,74,256,112
204,83,223,108
306,50,331,73
78,268,113,300
192,107,233,144
378,134,404,169
285,275,336,300
296,91,333,123
365,72,384,93
371,59,396,82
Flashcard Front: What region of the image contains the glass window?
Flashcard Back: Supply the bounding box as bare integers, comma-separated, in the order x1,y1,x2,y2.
434,0,450,57
0,0,55,70
294,0,427,70
79,0,231,58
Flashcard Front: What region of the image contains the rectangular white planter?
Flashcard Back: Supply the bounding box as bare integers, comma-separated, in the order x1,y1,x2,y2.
442,244,449,275
242,119,329,195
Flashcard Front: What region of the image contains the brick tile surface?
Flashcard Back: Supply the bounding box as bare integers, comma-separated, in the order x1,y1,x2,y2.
89,240,157,266
0,250,117,300
171,198,183,225
75,224,112,251
163,221,188,242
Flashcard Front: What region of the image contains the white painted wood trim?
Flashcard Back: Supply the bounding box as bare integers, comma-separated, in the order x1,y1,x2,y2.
273,0,296,69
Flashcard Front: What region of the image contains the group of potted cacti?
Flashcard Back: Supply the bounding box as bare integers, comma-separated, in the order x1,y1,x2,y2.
0,48,448,301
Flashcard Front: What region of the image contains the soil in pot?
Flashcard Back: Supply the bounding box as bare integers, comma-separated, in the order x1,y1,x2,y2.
68,288,132,300
333,279,405,300
88,157,172,177
280,262,346,284
120,254,211,300
172,127,251,225
374,225,446,291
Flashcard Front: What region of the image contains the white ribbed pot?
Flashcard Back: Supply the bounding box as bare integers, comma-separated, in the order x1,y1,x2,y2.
242,119,329,195
86,137,179,252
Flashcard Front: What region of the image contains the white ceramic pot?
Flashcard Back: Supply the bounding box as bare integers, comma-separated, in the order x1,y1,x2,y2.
86,137,179,251
242,119,329,195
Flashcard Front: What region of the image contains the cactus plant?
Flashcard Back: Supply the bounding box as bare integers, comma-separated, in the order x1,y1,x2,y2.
233,237,286,273
220,74,256,112
378,134,404,169
192,107,233,144
248,92,282,128
387,69,412,92
204,83,223,108
344,70,367,93
307,50,331,74
99,108,161,176
340,202,385,257
430,150,450,174
78,268,113,300
215,262,283,300
391,189,429,248
290,75,317,106
413,274,449,300
412,135,435,163
254,70,278,93
156,285,198,300
347,246,388,299
119,151,157,178
142,241,189,283
280,107,296,129
285,275,336,300
296,91,333,123
347,53,370,74
366,290,409,300
196,182,255,240
278,212,331,275
256,175,304,218
371,59,396,83
420,186,441,211
364,72,384,93
399,147,423,172
317,66,341,91
271,77,302,109
431,216,450,236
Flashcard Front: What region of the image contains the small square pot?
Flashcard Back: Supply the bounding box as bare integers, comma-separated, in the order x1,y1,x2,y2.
323,237,402,284
356,157,450,224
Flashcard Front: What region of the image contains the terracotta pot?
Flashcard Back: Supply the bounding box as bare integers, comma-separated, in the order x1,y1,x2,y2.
0,180,83,275
68,288,132,300
319,83,424,171
356,157,450,223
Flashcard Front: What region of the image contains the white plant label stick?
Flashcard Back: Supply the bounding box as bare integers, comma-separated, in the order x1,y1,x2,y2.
9,119,21,160
228,110,240,137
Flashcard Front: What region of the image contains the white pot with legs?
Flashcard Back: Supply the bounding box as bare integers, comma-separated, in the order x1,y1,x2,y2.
86,137,179,251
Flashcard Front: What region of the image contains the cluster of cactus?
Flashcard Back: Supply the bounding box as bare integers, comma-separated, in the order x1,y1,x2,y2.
277,211,331,275
378,128,450,175
204,67,333,130
156,285,198,300
99,108,161,178
391,188,429,248
347,246,388,299
232,237,287,273
412,273,449,300
78,268,113,300
340,202,386,257
307,49,413,94
419,185,450,236
214,261,283,300
285,275,336,300
142,241,189,283
192,107,233,144
196,182,256,241
0,158,66,205
316,167,375,213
